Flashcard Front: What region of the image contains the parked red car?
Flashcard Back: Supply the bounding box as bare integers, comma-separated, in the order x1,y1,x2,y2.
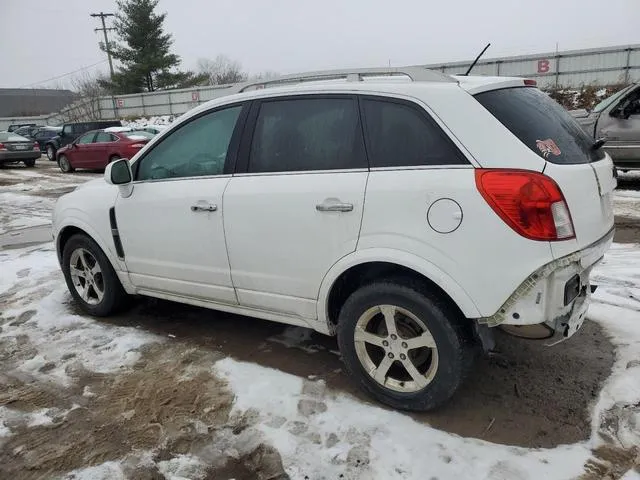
56,130,155,173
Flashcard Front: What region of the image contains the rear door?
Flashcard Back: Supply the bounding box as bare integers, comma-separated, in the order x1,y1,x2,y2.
93,131,118,167
475,87,615,256
223,95,368,319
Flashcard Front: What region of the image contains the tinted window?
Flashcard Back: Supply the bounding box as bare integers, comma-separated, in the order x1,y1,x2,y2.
95,132,116,142
249,97,365,173
137,106,241,181
77,132,95,144
475,87,604,164
362,99,467,167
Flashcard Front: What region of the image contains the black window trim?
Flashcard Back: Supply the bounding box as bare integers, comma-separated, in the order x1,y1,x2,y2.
235,93,368,175
357,94,470,169
131,101,250,181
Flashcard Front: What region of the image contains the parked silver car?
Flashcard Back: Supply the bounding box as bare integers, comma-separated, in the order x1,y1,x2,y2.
571,83,640,170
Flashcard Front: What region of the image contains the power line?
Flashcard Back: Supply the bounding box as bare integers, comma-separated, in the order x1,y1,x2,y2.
91,12,116,80
19,60,109,88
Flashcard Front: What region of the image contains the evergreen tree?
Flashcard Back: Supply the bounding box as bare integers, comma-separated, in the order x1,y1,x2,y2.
101,0,206,93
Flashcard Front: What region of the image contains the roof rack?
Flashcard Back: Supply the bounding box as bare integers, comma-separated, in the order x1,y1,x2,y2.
236,66,455,92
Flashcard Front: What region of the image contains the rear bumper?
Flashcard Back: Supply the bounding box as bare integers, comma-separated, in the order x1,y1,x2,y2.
0,151,41,162
481,227,614,342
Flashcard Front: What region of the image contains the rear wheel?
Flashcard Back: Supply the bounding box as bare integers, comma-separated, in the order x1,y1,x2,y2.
58,154,74,173
61,234,129,316
46,144,56,161
337,281,474,411
109,154,120,163
23,159,36,167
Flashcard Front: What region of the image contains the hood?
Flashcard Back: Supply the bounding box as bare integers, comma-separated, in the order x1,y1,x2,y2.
75,177,108,191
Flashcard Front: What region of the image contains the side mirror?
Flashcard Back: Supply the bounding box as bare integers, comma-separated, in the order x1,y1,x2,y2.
105,158,132,185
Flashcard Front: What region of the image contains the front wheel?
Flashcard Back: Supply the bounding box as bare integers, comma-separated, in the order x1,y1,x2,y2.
46,144,56,161
61,234,130,316
58,154,74,173
337,281,474,411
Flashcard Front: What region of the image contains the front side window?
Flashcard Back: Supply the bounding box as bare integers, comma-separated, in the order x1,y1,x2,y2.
362,98,467,168
136,105,242,181
249,97,366,173
77,132,95,144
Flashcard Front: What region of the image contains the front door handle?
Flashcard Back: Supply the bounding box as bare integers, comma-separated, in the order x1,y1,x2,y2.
316,200,354,212
191,204,217,212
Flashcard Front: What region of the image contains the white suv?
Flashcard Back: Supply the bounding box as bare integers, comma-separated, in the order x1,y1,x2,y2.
52,67,615,411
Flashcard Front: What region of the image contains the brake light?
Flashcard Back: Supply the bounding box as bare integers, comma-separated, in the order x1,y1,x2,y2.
523,79,537,86
0,143,5,151
129,143,145,148
475,169,575,241
33,142,40,150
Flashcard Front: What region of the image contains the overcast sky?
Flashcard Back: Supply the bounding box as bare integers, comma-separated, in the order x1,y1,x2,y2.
2,0,639,89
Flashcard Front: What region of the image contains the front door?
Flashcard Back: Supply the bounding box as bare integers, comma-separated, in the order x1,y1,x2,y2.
223,95,368,319
115,104,246,304
598,85,640,168
67,131,97,168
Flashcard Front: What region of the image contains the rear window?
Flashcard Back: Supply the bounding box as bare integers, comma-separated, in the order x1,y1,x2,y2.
475,87,604,164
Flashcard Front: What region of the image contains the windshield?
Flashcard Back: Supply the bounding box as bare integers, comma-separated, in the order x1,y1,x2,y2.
475,87,605,164
592,84,635,113
124,131,154,140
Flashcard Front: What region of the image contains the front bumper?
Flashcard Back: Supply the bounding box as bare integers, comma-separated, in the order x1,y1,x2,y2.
481,228,614,343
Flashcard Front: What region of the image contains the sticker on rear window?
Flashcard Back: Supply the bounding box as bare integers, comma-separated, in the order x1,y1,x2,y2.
536,139,561,158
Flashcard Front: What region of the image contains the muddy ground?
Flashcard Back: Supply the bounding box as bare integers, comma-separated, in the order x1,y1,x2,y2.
1,159,639,479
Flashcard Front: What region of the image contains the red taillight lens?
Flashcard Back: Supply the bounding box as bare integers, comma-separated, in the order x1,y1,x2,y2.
33,142,40,150
129,143,146,148
0,143,5,150
523,79,537,86
475,169,575,241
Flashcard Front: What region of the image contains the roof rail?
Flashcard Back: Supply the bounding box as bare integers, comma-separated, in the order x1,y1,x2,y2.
237,66,454,92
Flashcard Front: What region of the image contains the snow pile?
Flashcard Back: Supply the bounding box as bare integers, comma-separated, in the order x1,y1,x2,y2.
121,115,174,129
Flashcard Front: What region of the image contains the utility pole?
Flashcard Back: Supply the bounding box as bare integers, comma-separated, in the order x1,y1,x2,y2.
90,12,116,80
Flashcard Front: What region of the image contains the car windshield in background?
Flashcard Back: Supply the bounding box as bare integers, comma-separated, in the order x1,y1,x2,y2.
592,84,635,113
124,131,154,140
0,132,30,142
475,87,605,164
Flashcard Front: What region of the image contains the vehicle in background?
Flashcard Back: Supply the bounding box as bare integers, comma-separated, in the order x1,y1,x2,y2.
31,126,63,151
44,120,123,161
0,132,40,167
13,125,43,138
571,83,640,170
52,67,615,411
56,129,154,173
7,123,37,133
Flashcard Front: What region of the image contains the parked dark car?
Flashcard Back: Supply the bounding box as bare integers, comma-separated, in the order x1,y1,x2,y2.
13,125,43,138
7,123,37,133
32,126,62,151
0,132,40,167
57,129,154,172
44,120,122,161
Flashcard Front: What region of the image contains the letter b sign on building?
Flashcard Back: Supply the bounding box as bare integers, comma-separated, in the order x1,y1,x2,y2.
537,59,550,73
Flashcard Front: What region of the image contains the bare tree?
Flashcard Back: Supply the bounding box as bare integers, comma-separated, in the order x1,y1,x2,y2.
197,55,247,85
56,72,109,123
248,71,280,82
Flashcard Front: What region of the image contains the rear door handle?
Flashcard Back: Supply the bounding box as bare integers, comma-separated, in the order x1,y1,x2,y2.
191,204,217,212
316,201,354,212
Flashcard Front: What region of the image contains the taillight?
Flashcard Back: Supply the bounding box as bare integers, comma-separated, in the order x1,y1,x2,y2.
523,79,537,86
33,142,40,150
0,143,5,151
475,169,575,241
130,143,145,148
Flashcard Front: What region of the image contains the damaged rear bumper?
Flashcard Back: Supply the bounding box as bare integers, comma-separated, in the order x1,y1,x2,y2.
480,227,614,345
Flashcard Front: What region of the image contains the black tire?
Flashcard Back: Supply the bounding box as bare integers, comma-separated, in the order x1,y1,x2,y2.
337,281,474,411
23,159,36,167
58,154,74,173
109,155,120,163
62,234,130,316
46,144,56,161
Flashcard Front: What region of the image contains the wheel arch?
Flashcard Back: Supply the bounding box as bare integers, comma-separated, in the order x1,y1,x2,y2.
318,249,481,333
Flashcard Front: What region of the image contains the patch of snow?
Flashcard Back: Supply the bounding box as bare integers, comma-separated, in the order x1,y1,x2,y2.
621,469,640,480
157,454,208,480
64,461,126,480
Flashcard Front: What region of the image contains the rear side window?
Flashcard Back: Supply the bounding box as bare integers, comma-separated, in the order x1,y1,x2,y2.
475,87,604,164
95,132,116,142
362,98,468,168
249,97,366,173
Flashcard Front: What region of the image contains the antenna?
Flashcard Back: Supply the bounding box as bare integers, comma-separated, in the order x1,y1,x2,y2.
463,43,491,76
